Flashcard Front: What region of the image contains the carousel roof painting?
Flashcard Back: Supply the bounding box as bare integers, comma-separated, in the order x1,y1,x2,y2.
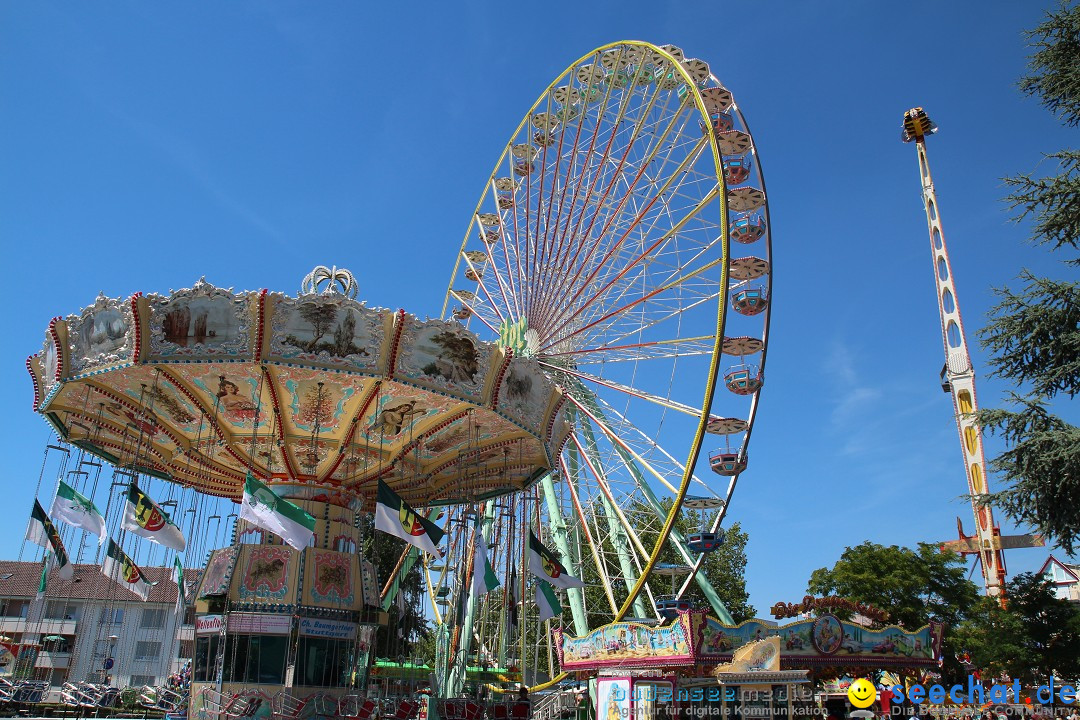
27,268,569,508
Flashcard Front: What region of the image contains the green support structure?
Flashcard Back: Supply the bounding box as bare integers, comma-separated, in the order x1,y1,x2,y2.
539,472,589,635
574,410,652,621
445,505,497,698
575,389,735,625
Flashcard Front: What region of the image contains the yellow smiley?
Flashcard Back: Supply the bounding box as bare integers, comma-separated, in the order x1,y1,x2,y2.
847,678,876,709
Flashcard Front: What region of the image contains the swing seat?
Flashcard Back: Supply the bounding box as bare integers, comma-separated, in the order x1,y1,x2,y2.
391,699,419,720
337,695,375,719
491,704,510,720
272,691,307,719
510,701,531,720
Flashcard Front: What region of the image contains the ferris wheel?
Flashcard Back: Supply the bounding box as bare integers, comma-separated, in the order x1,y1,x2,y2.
439,40,773,685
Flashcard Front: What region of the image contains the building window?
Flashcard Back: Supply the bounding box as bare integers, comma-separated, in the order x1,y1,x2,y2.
44,601,73,620
140,608,167,629
222,634,287,684
130,674,157,687
134,641,162,661
100,608,124,625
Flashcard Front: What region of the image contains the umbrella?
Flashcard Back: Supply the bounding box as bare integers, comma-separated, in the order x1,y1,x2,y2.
0,636,11,643
42,635,64,642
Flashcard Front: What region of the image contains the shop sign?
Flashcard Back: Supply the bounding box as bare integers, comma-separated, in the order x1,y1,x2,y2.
226,612,292,635
298,618,357,640
195,615,223,635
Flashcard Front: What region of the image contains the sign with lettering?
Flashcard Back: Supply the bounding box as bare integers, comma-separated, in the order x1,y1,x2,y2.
226,612,292,635
298,618,357,640
770,595,889,624
195,615,223,635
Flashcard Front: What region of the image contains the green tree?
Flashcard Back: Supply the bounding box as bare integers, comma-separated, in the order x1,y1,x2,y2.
358,513,433,661
808,542,981,683
951,572,1080,689
978,1,1080,553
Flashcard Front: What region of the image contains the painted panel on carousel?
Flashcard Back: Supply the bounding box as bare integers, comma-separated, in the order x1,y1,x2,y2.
199,546,241,598
235,545,297,604
37,327,65,403
267,294,386,373
497,358,556,434
698,615,942,665
556,614,695,669
274,366,362,434
303,549,358,609
547,401,573,460
360,558,380,607
234,436,287,478
417,414,500,462
179,364,272,431
393,318,493,401
360,389,458,444
92,366,203,435
66,293,136,376
146,280,253,360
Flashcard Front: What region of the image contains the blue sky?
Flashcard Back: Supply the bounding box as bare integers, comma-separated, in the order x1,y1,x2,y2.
1,1,1075,616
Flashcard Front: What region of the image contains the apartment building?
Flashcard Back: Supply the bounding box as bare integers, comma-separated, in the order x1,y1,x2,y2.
0,560,198,688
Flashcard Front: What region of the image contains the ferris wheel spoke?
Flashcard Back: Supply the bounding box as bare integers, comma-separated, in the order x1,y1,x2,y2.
531,99,698,321
529,96,696,333
540,361,703,420
533,132,710,338
537,179,719,350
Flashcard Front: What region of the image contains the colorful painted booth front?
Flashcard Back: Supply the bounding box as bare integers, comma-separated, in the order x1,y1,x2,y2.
555,610,944,720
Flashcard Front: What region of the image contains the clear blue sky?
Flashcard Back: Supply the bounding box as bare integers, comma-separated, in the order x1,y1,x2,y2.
1,1,1075,616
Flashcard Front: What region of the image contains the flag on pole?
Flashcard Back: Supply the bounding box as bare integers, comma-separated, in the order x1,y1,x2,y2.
508,567,520,628
51,480,106,544
239,474,315,551
472,528,500,597
527,531,584,589
122,483,186,551
172,556,186,612
374,480,444,556
102,539,155,601
536,580,562,622
37,554,50,600
26,500,73,580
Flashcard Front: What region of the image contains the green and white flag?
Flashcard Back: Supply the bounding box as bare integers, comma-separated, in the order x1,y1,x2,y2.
536,580,562,622
51,480,106,544
26,500,73,580
102,539,155,601
37,554,50,600
472,528,500,597
527,531,584,589
172,556,186,611
239,474,315,551
374,480,444,557
122,483,186,552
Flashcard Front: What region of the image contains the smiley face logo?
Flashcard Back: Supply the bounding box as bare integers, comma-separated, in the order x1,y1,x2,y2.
847,678,876,709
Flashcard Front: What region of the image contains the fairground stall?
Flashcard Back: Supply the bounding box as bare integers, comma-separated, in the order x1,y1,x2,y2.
555,609,944,720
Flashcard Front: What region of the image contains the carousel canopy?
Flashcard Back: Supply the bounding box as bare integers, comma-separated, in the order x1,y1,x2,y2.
27,269,569,509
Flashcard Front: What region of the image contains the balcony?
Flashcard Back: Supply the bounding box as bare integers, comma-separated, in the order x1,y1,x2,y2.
0,617,77,635
175,625,194,642
35,651,71,670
